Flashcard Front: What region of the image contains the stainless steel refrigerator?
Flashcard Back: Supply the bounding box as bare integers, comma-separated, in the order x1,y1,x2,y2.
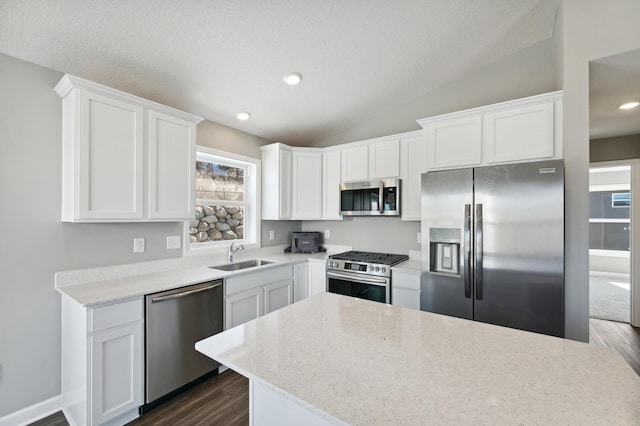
420,160,564,337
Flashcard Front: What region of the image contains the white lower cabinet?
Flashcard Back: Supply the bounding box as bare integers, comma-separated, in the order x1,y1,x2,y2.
391,270,421,310
293,262,310,302
62,296,144,426
309,261,327,296
225,265,294,329
293,260,326,303
225,287,264,329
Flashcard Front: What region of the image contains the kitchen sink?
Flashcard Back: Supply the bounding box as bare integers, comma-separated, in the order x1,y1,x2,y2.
209,259,275,271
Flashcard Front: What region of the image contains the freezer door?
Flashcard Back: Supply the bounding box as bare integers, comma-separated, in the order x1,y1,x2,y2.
473,160,564,337
421,168,473,319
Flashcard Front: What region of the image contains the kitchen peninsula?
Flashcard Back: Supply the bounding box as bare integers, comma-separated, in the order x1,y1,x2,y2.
196,292,640,425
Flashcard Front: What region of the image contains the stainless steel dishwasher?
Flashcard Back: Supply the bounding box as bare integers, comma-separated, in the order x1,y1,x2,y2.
145,280,223,405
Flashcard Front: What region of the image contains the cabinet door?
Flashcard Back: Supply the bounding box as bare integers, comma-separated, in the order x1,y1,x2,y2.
425,115,481,169
90,323,143,425
309,262,327,296
280,149,293,219
225,287,263,329
400,134,428,221
483,102,554,163
292,151,322,219
369,139,400,178
341,145,368,182
264,279,293,314
77,90,144,220
293,262,310,302
322,150,342,219
148,111,196,220
391,271,421,310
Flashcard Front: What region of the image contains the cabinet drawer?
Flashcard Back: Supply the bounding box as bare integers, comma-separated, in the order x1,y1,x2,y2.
89,298,143,333
226,265,293,296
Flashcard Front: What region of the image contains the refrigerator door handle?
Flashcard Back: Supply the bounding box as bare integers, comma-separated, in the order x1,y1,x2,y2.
464,204,472,298
475,203,483,300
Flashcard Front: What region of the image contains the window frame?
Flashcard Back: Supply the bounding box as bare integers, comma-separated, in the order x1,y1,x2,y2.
185,146,261,255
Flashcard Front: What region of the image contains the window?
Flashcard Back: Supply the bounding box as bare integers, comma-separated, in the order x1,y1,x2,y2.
589,166,631,252
188,146,260,250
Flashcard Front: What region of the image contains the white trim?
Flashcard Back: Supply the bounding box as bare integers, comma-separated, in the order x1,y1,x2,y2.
0,395,62,426
589,218,630,223
186,146,261,256
589,184,630,192
589,249,630,258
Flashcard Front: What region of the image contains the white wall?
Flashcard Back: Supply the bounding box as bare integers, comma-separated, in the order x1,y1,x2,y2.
558,0,640,341
302,218,420,255
312,38,557,147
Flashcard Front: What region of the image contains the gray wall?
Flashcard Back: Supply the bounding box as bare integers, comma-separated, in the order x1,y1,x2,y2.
590,134,640,162
302,218,420,254
0,53,275,417
558,0,640,341
313,38,557,147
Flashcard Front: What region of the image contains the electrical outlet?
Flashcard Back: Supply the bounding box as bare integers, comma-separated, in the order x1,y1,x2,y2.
269,230,275,241
324,229,331,239
417,232,422,244
133,237,145,253
166,235,181,250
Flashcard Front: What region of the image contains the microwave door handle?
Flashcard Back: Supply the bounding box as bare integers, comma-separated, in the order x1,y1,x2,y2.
379,181,384,214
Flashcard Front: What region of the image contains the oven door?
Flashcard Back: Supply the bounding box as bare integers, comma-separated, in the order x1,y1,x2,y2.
326,271,390,304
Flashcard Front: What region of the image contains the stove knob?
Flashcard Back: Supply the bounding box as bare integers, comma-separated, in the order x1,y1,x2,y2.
381,267,386,273
375,266,380,272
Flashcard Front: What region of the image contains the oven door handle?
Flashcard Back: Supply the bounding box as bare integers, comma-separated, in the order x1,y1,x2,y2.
327,271,388,286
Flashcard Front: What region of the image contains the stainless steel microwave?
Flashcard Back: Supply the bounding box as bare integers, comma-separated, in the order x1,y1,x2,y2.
339,179,401,216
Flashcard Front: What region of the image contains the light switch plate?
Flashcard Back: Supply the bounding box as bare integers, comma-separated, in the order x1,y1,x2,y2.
324,229,331,239
167,235,181,250
133,237,145,253
269,230,275,241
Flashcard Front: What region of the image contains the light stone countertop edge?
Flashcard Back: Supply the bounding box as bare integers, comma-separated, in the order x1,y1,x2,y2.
56,245,352,307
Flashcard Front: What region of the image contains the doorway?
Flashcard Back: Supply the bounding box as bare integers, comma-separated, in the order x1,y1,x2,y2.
588,164,631,323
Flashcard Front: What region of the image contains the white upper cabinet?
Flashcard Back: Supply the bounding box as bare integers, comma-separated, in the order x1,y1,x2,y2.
148,111,196,219
482,101,555,163
292,150,322,219
55,74,203,222
261,143,292,220
340,145,369,182
369,138,400,179
341,137,400,182
399,131,427,221
322,149,342,220
418,91,563,171
422,114,482,169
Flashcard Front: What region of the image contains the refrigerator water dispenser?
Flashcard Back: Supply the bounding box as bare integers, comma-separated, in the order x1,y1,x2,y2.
429,228,460,275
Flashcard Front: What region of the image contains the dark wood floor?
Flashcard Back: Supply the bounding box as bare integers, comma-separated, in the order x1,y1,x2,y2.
31,320,640,426
589,317,640,376
30,369,249,426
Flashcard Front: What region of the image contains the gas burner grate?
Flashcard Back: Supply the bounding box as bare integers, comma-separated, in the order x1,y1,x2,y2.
329,251,409,266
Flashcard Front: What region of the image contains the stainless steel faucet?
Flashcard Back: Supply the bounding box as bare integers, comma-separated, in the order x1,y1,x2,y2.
228,242,244,263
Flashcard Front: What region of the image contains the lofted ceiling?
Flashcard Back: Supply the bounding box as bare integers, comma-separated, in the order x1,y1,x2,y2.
590,48,640,140
0,0,560,146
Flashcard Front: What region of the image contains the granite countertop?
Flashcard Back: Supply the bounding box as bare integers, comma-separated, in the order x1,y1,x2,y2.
55,247,342,306
196,292,640,425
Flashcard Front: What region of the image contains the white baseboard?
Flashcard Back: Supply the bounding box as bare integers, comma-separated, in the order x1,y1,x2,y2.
0,395,62,426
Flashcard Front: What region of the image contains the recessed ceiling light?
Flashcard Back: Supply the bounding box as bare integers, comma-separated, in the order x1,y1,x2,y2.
236,111,251,120
284,72,302,85
619,101,639,110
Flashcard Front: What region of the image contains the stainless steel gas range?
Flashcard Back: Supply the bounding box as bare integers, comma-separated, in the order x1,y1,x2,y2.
326,251,409,304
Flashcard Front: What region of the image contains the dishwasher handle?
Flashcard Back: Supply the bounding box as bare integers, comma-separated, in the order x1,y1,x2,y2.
151,281,222,303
